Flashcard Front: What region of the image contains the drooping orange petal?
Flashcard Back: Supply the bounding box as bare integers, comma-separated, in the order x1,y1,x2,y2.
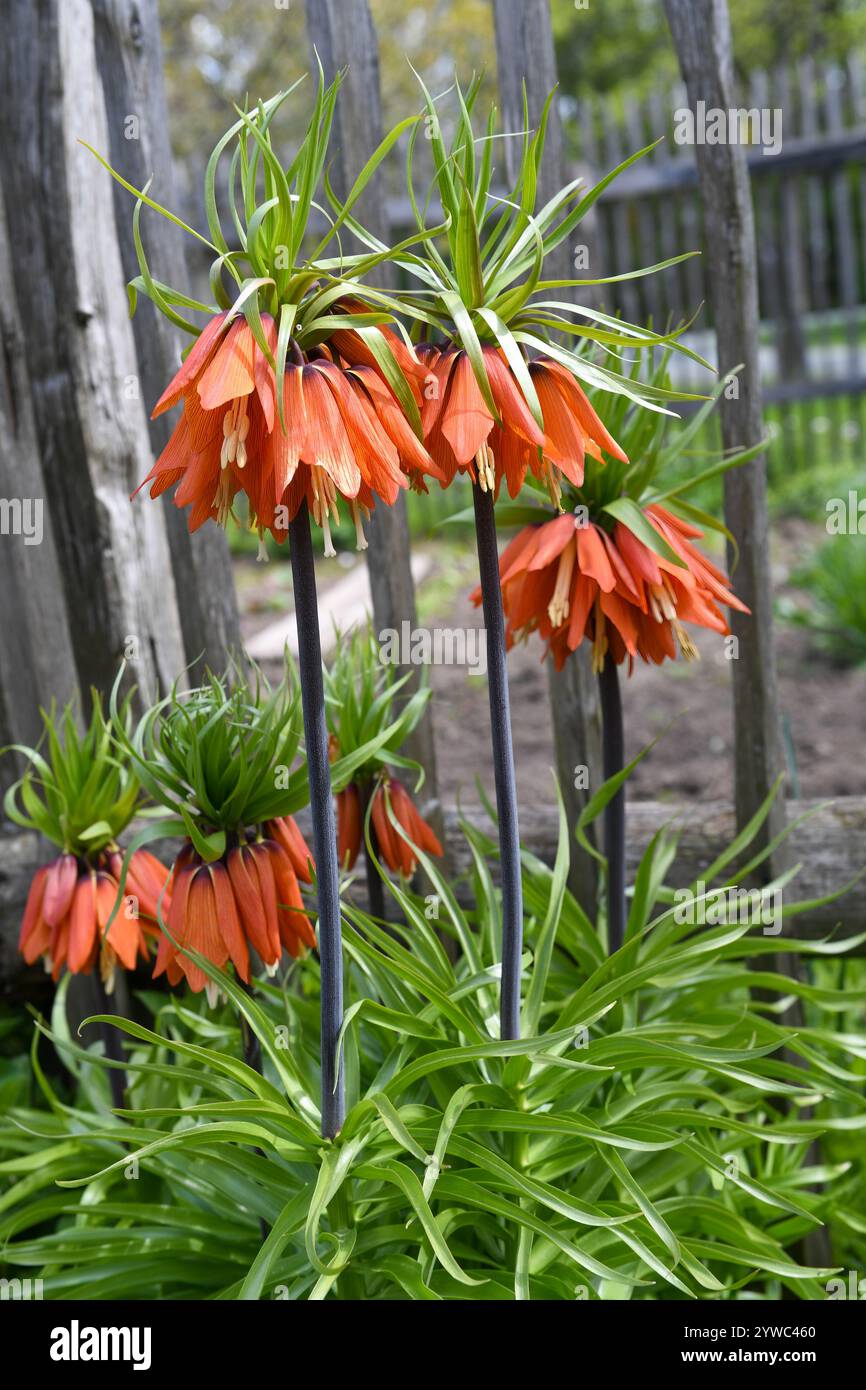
385,782,423,876
497,524,545,586
152,313,229,418
530,365,587,487
393,783,443,859
68,874,98,974
316,362,405,504
542,360,628,462
485,349,545,448
126,850,173,923
599,589,640,657
135,413,189,500
439,352,495,466
227,846,274,963
210,861,250,982
196,319,256,411
267,841,317,954
351,368,444,481
601,530,643,606
613,521,663,588
97,873,142,972
182,867,228,992
268,367,308,500
336,785,362,871
567,573,598,650
249,843,282,966
42,854,78,929
527,514,577,571
371,784,402,875
253,314,278,432
299,367,362,498
18,866,50,961
577,524,617,592
419,347,456,436
153,860,194,979
266,816,315,883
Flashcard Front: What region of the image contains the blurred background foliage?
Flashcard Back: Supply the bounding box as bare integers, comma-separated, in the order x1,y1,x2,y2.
160,0,866,178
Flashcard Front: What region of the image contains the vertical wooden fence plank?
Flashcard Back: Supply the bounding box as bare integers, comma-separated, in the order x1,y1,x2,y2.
774,66,808,380
664,0,788,869
648,88,680,327
799,58,830,317
303,0,442,830
91,0,242,675
0,0,187,707
492,0,602,908
824,63,861,374
0,184,80,794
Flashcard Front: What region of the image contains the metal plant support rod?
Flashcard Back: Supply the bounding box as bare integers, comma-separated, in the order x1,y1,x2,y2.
599,654,626,955
290,502,345,1138
473,483,523,1040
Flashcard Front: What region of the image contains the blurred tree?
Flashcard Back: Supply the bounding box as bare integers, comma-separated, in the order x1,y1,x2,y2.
551,0,866,102
160,0,494,197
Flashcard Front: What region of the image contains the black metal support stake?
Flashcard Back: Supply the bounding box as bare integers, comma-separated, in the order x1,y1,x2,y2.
239,981,263,1076
599,653,626,955
91,974,127,1111
473,483,523,1040
290,502,345,1138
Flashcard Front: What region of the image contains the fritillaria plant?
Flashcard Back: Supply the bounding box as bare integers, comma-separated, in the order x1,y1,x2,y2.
480,359,762,950
4,695,172,1105
325,625,443,920
92,71,445,1137
343,75,703,1034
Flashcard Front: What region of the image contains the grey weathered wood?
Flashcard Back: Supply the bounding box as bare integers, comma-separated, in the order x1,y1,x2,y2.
775,66,808,380
91,0,241,674
825,62,861,375
0,0,187,707
799,59,830,316
303,0,442,832
492,0,603,909
664,0,788,873
599,100,641,325
4,794,865,985
0,182,80,796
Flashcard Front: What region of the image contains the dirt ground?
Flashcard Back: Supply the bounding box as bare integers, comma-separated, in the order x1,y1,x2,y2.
237,518,865,809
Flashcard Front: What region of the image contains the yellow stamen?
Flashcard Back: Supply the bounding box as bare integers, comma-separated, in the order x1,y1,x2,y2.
649,580,677,623
310,465,340,554
352,500,369,551
547,537,576,628
99,945,116,996
674,621,699,661
213,471,233,527
474,443,496,492
543,460,563,510
591,605,608,674
221,398,250,469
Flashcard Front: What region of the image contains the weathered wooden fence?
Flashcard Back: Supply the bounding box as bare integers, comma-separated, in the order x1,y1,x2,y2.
570,51,866,479
0,0,240,987
1,0,865,995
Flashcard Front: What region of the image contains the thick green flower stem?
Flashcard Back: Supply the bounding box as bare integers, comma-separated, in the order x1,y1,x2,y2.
473,483,523,1041
290,502,345,1139
599,653,626,955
